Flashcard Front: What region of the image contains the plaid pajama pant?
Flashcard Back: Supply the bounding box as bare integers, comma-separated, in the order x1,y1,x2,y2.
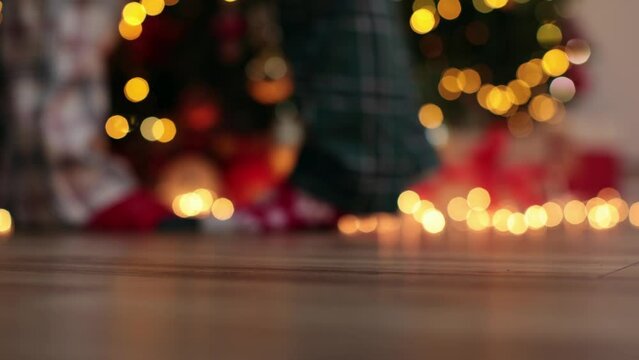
280,0,438,213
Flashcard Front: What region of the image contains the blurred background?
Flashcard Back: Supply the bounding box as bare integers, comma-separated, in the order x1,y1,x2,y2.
1,0,638,237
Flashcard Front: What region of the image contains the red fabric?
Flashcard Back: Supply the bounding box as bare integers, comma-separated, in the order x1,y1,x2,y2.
568,151,619,198
87,190,173,232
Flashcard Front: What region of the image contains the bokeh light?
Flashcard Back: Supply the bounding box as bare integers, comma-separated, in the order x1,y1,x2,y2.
466,210,490,231
398,190,421,214
422,209,446,234
141,117,160,141
566,39,591,65
507,212,528,235
543,202,564,227
629,203,639,228
124,77,150,103
549,77,576,102
141,0,165,16
105,115,130,140
0,209,12,237
492,208,512,232
508,111,534,138
542,49,570,77
536,23,562,48
484,0,508,9
418,103,444,129
529,94,558,122
525,205,548,230
410,9,436,35
437,0,462,20
338,215,360,235
447,196,470,222
517,60,545,87
467,187,491,211
118,20,143,41
122,2,147,26
564,200,587,225
211,198,235,221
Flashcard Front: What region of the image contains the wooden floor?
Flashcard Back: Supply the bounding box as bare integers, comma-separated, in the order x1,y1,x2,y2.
1,228,639,359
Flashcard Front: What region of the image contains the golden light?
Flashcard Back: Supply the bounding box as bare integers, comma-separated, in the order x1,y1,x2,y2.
164,0,179,5
422,209,446,234
566,39,591,65
140,117,160,141
517,60,544,87
466,210,490,231
105,115,130,140
484,0,508,9
588,204,619,230
549,77,576,102
477,84,495,109
525,205,548,230
410,9,436,35
338,215,360,235
486,86,513,115
0,208,12,236
608,198,629,222
598,188,621,200
118,20,143,41
194,188,215,213
564,200,587,225
507,212,528,235
211,197,235,221
412,200,435,222
141,0,165,16
529,94,557,122
173,192,204,218
397,190,421,214
543,202,564,227
439,81,462,101
507,80,531,105
124,77,150,103
447,196,470,222
467,187,491,211
542,49,570,77
358,216,378,234
122,2,147,26
156,118,177,143
629,203,639,227
507,111,534,138
461,68,481,94
585,197,606,212
418,103,444,129
536,23,562,48
492,208,512,232
437,0,462,20
441,68,464,93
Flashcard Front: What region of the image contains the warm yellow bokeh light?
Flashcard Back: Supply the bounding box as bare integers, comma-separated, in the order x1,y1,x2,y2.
140,117,160,141
588,204,619,230
466,210,491,231
141,0,165,16
537,23,562,48
629,203,639,227
358,216,378,234
477,84,495,109
529,94,557,122
517,60,544,87
492,208,512,232
608,198,629,222
422,209,446,234
412,200,435,222
484,0,508,9
118,20,143,41
525,205,548,230
410,9,436,35
211,198,235,221
564,200,587,225
398,190,421,214
447,196,470,222
338,215,360,235
486,86,513,115
437,0,462,20
542,49,570,77
441,68,464,93
0,208,12,235
461,68,481,94
156,118,177,143
543,202,564,227
122,2,147,26
124,77,150,103
418,103,444,129
507,212,528,235
105,115,130,140
467,187,491,211
507,80,531,105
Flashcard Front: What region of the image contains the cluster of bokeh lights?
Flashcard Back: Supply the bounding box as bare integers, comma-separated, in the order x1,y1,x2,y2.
172,188,235,221
339,187,639,237
412,0,592,139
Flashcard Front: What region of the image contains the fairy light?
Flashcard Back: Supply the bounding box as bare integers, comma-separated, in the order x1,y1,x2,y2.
105,115,130,139
467,187,490,211
122,2,147,26
421,209,446,234
124,77,150,103
0,209,12,237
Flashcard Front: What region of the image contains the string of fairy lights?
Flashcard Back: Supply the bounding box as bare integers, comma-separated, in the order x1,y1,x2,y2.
338,187,639,237
412,0,591,138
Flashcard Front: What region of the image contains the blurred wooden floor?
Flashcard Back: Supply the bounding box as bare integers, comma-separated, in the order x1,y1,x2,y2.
1,229,639,359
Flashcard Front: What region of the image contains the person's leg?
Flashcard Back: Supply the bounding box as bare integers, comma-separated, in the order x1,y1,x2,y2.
280,0,438,215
